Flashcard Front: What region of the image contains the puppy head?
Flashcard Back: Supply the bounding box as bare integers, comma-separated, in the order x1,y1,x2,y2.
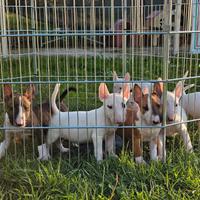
113,71,130,93
4,84,35,127
134,84,162,125
126,96,140,124
152,80,163,123
99,83,130,124
166,80,184,122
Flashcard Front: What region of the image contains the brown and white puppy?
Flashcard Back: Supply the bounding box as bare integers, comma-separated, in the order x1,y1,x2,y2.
0,84,75,159
116,84,162,163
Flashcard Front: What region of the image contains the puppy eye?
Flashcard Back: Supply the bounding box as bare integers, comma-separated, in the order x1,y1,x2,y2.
122,102,126,108
143,105,149,111
175,103,178,107
107,105,113,109
119,87,122,90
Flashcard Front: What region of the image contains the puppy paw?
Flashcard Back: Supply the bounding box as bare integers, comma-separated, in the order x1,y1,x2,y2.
60,147,70,153
135,156,146,164
38,154,51,161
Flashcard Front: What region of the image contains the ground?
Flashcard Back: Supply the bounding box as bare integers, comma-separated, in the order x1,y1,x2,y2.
0,55,199,199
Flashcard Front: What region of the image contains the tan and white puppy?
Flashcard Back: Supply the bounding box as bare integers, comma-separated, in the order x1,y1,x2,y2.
125,84,162,163
42,83,130,161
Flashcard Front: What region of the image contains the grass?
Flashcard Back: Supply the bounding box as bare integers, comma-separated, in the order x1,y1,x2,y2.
0,55,200,199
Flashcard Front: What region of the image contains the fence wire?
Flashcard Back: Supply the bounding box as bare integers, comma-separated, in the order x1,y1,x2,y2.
0,0,199,163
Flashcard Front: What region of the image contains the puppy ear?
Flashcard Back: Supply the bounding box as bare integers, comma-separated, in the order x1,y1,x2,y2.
124,72,130,81
99,83,110,101
113,71,118,81
174,72,188,100
24,84,35,101
4,84,12,99
133,84,142,105
121,83,130,100
153,79,163,98
183,71,189,78
174,81,184,100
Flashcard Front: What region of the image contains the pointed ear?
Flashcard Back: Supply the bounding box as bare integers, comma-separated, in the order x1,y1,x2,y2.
99,83,110,102
174,81,184,100
183,71,189,79
121,83,130,100
153,79,163,98
113,71,118,81
4,84,12,98
133,84,142,105
124,72,130,81
24,84,35,101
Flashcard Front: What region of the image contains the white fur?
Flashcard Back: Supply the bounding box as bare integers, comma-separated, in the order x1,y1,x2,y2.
0,113,32,159
135,108,161,162
135,156,146,164
181,92,200,127
113,71,152,94
158,82,193,160
15,97,26,126
42,83,129,161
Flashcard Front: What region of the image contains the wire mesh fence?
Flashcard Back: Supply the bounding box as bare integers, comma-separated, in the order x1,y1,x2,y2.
0,0,199,164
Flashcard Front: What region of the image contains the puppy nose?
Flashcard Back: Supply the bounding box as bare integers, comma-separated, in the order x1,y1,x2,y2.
16,123,23,127
168,117,174,122
153,120,160,125
15,120,24,127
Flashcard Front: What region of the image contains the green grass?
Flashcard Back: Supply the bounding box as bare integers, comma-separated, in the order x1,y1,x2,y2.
0,150,199,199
0,55,200,199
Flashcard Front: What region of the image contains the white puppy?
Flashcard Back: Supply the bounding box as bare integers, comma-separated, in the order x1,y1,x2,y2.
155,79,193,160
42,83,130,161
113,71,152,94
181,87,200,127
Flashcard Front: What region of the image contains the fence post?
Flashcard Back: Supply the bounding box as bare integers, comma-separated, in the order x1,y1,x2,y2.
31,0,38,93
162,0,172,163
122,0,127,75
0,0,8,57
173,0,182,55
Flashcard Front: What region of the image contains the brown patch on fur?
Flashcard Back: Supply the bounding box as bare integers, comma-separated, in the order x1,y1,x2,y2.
151,92,162,122
153,81,163,98
116,87,162,160
116,105,143,158
133,84,149,115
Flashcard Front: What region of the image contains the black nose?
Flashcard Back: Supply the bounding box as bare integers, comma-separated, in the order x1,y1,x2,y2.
16,123,23,127
153,121,160,125
168,117,174,122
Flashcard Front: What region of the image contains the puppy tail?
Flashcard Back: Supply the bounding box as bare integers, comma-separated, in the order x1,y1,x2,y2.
52,84,60,114
59,87,76,102
183,84,194,94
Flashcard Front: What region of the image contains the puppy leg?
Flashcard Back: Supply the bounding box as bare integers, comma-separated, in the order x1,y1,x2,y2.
38,143,50,161
0,131,11,159
150,138,158,161
38,130,59,160
180,124,193,152
133,130,146,164
157,130,166,161
92,133,103,161
105,133,116,156
56,140,70,153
